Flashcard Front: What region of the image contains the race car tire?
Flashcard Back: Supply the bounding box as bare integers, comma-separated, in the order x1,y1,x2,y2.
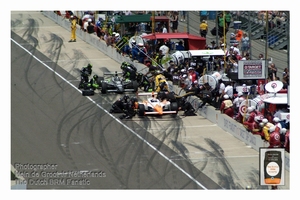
170,102,178,112
97,77,104,88
138,104,145,116
101,82,108,94
132,81,138,92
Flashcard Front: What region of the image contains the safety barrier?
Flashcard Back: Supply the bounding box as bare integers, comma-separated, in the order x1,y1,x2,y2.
42,11,289,172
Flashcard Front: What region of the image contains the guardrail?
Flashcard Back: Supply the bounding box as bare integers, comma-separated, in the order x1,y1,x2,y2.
42,11,289,172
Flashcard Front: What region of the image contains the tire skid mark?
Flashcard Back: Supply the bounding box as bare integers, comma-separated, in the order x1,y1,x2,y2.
83,95,130,187
89,95,181,188
56,101,97,170
121,136,146,188
96,116,128,188
246,169,268,189
204,138,242,189
84,99,130,187
116,133,172,188
136,116,202,188
18,19,44,101
185,138,247,189
12,16,53,106
44,33,65,90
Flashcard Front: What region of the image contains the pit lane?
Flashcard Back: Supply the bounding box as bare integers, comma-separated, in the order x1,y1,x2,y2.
11,11,279,190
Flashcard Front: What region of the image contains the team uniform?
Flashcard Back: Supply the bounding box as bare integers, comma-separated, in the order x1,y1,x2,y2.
283,129,290,152
220,95,234,118
120,62,137,81
69,16,77,42
261,118,275,141
243,107,257,132
78,64,93,89
154,72,169,92
268,126,282,148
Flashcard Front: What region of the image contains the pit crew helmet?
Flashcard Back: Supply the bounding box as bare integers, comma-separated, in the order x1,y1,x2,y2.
155,70,163,75
254,116,262,123
123,95,130,102
273,117,280,123
93,75,98,79
159,81,168,91
281,128,287,134
268,126,276,133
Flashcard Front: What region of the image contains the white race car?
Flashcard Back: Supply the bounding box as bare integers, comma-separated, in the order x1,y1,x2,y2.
136,92,178,116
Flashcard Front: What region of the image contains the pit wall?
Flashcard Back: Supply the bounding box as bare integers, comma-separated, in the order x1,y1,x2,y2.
42,11,289,172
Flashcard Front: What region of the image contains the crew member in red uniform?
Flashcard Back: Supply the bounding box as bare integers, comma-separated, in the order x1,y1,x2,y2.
243,106,257,132
268,126,282,148
282,128,290,153
188,67,198,83
220,94,234,118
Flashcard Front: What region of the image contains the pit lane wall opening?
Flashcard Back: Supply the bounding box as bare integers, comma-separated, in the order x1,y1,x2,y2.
42,11,289,172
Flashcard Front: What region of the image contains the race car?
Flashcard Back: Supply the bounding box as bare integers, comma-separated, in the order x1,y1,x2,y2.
136,92,178,116
100,71,138,94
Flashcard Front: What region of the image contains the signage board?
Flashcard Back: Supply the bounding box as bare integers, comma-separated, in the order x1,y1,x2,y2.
238,60,265,79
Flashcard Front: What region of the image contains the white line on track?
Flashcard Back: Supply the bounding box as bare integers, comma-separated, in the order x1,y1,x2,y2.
42,58,112,62
134,124,217,131
11,38,208,190
186,153,258,158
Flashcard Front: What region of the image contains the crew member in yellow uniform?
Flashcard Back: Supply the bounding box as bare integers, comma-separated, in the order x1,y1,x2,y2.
199,20,208,38
261,118,275,141
69,15,77,42
154,71,169,92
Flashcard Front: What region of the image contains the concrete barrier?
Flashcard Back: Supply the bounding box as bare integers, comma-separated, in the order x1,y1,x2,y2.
41,11,289,172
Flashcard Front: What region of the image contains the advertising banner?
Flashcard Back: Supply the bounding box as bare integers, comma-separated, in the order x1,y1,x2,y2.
259,148,285,186
238,60,265,79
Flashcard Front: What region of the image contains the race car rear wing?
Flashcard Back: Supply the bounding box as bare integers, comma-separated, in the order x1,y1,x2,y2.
145,111,177,115
138,92,158,96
